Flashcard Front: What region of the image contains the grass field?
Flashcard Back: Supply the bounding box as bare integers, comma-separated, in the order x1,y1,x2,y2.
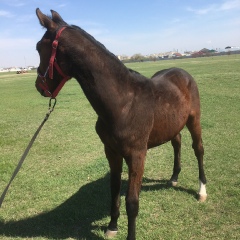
0,55,239,240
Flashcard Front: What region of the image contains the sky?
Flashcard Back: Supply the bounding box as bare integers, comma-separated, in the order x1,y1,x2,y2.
0,0,240,68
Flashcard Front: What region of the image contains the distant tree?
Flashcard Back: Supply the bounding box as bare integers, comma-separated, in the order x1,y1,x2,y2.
131,53,144,61
149,56,157,62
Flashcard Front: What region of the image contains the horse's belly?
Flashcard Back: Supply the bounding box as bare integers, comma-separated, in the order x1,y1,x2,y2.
147,111,188,149
147,128,176,148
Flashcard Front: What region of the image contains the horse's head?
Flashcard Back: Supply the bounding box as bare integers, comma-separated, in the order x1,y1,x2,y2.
35,8,71,98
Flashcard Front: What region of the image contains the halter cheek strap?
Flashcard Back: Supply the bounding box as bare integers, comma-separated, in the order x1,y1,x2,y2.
49,26,67,79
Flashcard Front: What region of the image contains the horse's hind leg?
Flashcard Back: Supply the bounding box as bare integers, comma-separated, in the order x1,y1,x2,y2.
187,113,207,202
169,133,182,186
105,145,123,238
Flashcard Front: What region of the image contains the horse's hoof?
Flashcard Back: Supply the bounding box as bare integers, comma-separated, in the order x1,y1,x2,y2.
105,229,118,238
168,180,178,187
198,194,207,202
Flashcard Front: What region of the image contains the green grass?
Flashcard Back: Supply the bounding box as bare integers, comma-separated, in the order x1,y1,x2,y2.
0,55,239,239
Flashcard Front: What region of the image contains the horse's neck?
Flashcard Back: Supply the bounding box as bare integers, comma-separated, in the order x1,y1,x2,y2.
72,43,133,120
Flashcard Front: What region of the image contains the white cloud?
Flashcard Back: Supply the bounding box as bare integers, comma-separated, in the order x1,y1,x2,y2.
58,4,67,8
6,0,26,7
17,14,35,23
0,38,35,50
171,18,181,24
187,0,240,15
220,0,240,10
0,10,14,18
68,19,105,29
88,28,109,36
186,5,216,15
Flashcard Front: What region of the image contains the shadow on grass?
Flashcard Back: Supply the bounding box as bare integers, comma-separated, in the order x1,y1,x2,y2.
0,174,111,240
0,175,197,239
141,178,198,198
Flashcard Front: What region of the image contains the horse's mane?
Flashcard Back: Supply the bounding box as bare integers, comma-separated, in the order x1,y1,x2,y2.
128,68,141,75
51,16,129,73
71,25,107,49
68,24,122,64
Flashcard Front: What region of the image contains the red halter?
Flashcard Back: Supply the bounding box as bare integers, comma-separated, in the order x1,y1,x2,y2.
37,26,71,98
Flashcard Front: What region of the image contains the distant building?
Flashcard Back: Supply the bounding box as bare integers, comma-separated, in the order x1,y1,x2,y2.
9,67,22,72
172,52,182,57
225,46,240,51
117,55,130,61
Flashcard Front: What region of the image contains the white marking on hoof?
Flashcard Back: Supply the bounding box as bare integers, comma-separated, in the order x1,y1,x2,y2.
105,229,118,238
171,181,178,187
198,194,207,202
198,180,207,202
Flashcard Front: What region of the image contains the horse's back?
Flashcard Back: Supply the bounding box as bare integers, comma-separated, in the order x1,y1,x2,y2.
151,67,195,88
151,67,200,105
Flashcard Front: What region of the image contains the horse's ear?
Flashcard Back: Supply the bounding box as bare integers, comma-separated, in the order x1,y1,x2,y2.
36,8,57,31
51,10,67,25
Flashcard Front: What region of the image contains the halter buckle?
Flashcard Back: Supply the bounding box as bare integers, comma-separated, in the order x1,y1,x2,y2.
52,40,58,49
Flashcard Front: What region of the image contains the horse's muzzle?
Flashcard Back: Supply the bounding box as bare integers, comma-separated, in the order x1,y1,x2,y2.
35,77,52,97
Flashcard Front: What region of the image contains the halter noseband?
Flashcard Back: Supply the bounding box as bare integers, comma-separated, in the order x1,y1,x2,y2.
37,26,71,98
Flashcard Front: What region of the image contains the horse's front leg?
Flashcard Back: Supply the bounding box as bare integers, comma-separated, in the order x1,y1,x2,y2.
125,150,146,240
105,145,123,238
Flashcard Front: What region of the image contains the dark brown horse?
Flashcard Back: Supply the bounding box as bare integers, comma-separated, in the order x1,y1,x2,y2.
35,9,207,240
